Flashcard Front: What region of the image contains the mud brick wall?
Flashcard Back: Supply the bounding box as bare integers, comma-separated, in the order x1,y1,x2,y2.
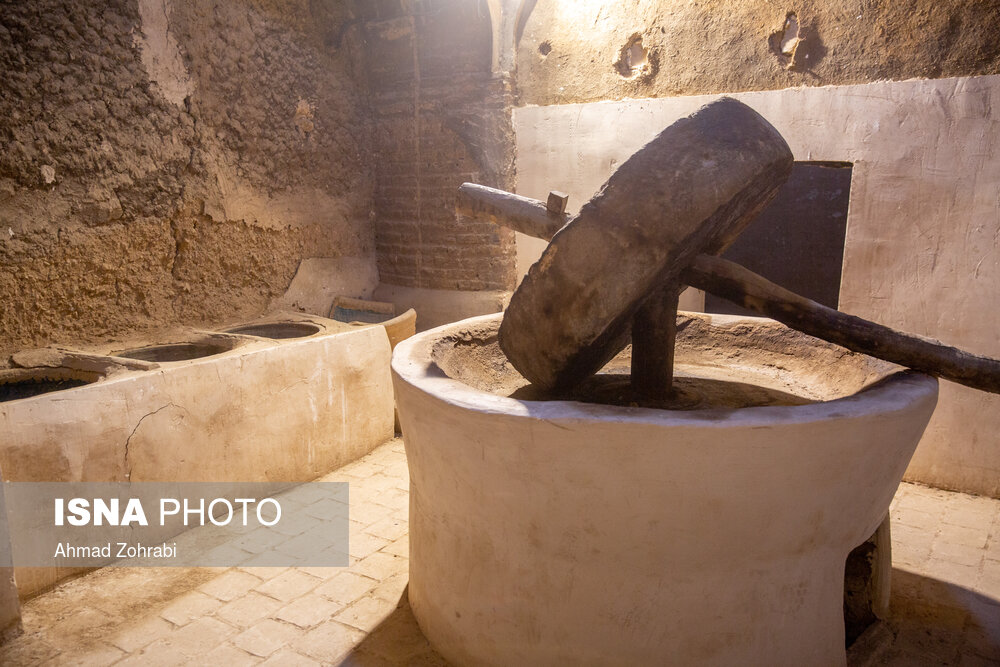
360,1,517,293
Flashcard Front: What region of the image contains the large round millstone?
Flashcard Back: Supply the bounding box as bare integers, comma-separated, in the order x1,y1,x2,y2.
499,97,793,390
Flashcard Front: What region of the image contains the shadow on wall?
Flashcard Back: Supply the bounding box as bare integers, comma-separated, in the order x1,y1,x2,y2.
705,161,852,317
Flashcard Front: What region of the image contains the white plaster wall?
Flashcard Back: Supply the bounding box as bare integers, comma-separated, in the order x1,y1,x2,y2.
514,75,1000,497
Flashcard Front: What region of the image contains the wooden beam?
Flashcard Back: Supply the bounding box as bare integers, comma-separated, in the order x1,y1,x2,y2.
546,190,569,214
456,183,567,241
683,254,1000,394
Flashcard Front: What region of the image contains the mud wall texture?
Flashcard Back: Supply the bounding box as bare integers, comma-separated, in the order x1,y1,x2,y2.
359,0,517,294
515,0,1000,105
0,0,375,357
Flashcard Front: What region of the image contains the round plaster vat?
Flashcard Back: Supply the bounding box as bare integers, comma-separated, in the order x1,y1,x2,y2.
114,339,236,363
391,312,939,667
223,321,322,340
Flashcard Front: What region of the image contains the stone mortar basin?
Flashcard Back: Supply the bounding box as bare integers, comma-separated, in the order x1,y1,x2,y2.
391,312,939,667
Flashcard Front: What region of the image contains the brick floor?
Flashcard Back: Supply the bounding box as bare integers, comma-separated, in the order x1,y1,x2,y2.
1,437,997,665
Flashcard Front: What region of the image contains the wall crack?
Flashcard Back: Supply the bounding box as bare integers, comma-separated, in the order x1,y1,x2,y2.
123,402,181,479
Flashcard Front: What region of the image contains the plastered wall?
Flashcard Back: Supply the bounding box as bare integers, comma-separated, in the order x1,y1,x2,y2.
515,75,1000,497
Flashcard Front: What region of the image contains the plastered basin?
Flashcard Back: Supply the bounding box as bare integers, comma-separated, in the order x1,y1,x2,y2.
0,314,394,597
392,312,939,667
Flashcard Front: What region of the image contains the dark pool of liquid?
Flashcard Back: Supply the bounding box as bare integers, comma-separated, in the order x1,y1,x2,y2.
508,372,814,410
116,343,229,363
0,378,91,403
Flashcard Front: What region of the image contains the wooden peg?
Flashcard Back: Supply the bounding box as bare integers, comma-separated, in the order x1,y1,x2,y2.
546,191,569,215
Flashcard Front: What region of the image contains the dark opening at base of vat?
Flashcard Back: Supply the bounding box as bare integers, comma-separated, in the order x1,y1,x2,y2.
116,342,231,363
224,322,321,339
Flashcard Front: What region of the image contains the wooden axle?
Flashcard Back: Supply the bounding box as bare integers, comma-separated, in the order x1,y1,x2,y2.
457,183,567,241
683,255,1000,394
458,182,1000,395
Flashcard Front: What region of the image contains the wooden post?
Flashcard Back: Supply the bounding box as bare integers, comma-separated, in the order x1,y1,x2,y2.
631,282,680,401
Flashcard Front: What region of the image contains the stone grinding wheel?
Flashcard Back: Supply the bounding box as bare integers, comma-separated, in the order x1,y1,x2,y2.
499,97,794,391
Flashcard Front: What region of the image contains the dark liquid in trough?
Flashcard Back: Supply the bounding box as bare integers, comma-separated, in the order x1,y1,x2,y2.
509,371,814,410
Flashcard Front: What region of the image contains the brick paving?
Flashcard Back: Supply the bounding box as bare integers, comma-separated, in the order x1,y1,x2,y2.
0,437,997,666
858,484,1000,666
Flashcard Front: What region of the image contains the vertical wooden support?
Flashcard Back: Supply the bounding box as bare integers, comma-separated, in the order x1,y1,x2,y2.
630,282,680,401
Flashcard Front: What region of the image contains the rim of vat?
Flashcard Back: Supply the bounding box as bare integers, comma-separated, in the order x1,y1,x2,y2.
391,312,939,429
113,337,241,363
222,321,324,339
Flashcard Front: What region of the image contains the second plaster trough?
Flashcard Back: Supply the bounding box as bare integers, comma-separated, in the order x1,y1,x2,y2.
392,312,939,667
0,313,395,597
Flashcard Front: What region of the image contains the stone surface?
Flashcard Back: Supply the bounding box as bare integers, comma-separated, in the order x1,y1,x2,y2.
513,74,1000,498
0,438,996,664
501,97,793,390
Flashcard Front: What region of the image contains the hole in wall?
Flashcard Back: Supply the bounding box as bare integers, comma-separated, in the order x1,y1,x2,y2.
614,34,652,80
779,13,800,55
843,537,879,647
768,11,824,70
627,40,648,71
538,40,552,56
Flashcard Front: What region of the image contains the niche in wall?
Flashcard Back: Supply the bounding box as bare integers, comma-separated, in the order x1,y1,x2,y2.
705,161,853,316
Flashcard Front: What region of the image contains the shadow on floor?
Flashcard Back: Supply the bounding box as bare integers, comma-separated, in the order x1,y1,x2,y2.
342,573,998,666
850,568,999,666
338,586,450,666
